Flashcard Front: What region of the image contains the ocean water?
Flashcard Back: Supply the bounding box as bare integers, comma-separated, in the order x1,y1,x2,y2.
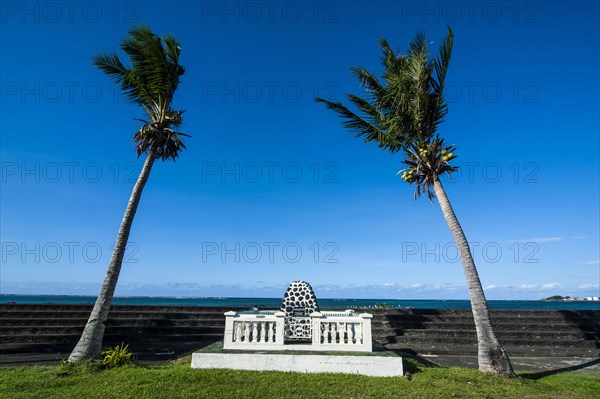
1,295,599,310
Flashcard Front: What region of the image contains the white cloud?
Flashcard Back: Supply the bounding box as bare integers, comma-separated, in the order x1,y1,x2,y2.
485,283,567,292
578,283,600,290
511,237,562,244
542,282,562,289
577,259,600,265
518,284,538,289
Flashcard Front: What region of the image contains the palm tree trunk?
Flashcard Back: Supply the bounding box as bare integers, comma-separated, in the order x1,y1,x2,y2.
68,147,157,361
432,178,515,377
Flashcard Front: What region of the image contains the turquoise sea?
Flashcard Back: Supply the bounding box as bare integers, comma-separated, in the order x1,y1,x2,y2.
1,295,599,310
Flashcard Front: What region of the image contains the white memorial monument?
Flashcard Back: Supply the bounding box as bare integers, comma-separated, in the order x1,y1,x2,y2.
223,281,373,352
192,281,403,376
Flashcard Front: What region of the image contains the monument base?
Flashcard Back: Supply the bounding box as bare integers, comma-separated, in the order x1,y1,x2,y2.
191,343,403,377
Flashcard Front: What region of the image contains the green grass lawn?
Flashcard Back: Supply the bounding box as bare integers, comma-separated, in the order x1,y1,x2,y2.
1,359,598,399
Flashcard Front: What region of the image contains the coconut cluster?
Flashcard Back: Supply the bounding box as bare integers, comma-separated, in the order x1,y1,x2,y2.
401,145,457,183
441,149,456,162
401,169,415,182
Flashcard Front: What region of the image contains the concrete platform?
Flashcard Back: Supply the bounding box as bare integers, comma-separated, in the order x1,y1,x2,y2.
191,351,404,377
191,343,403,376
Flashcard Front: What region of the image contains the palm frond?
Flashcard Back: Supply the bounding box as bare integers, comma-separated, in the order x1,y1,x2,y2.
316,98,401,151
95,26,188,162
113,25,184,113
317,29,458,198
434,27,454,92
351,67,386,101
407,31,428,58
92,53,128,83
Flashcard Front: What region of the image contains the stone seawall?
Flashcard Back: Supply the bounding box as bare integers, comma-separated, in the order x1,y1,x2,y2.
1,304,598,365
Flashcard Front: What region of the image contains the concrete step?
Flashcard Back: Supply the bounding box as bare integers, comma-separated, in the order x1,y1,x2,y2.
384,343,600,357
0,317,226,327
0,341,215,356
3,304,598,316
0,325,224,336
0,310,227,319
371,320,599,331
0,333,223,345
3,319,593,332
371,327,598,340
375,334,598,348
369,309,600,317
0,304,233,313
374,338,598,349
372,312,599,322
3,306,598,327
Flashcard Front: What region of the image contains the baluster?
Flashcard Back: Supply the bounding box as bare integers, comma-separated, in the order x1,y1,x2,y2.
266,321,270,342
252,322,258,342
321,323,326,343
349,322,355,344
235,322,241,342
355,322,362,344
346,323,352,344
244,322,250,342
271,321,276,342
260,322,266,342
331,322,338,344
344,322,349,344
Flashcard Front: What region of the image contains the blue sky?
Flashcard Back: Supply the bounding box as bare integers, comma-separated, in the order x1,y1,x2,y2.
1,1,599,300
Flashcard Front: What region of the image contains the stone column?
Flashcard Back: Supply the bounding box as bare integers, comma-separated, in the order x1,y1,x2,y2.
310,312,323,346
274,311,286,347
359,313,373,351
223,311,237,349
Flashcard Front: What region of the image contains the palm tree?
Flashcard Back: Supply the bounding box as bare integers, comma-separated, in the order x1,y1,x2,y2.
316,28,515,377
69,26,189,361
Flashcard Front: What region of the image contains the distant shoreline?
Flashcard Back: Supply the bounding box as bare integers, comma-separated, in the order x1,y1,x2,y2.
544,295,600,302
2,294,599,310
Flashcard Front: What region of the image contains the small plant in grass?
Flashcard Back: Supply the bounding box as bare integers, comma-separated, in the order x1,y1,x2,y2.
57,358,103,377
101,343,134,368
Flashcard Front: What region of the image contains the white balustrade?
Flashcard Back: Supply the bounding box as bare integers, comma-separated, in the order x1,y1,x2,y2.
224,309,372,352
224,310,285,350
310,310,372,352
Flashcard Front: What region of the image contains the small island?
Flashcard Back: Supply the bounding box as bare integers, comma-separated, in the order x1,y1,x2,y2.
544,295,599,301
